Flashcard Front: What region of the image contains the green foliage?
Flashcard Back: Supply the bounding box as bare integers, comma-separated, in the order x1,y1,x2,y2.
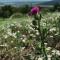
0,5,30,18
19,5,30,14
0,5,14,18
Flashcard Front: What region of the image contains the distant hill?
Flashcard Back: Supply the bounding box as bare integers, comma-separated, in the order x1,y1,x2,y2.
40,0,60,5
0,0,60,7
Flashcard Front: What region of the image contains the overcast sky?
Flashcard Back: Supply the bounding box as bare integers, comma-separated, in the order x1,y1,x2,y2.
0,0,52,2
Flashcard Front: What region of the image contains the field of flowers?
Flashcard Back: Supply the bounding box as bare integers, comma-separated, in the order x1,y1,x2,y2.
0,10,60,60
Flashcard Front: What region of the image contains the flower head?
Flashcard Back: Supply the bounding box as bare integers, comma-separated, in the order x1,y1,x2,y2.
30,6,41,15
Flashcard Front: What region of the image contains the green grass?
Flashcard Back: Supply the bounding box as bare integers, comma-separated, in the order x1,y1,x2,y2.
0,17,32,29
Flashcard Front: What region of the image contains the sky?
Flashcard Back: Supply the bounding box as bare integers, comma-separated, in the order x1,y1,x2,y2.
0,0,52,2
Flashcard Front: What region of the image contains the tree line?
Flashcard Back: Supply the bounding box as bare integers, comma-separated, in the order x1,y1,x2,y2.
0,5,30,18
0,4,60,18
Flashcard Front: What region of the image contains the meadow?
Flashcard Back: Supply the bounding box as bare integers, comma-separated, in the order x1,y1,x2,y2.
0,10,60,60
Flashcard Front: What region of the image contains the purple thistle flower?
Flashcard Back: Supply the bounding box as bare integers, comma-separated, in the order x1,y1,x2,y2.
30,6,41,15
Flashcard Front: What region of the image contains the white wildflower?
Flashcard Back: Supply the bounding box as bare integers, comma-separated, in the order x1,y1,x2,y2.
22,35,26,38
4,43,8,47
38,57,43,60
12,33,17,38
55,32,59,35
52,50,56,53
0,43,8,47
21,47,25,51
44,43,47,47
47,55,52,60
56,50,60,56
17,31,20,33
52,50,56,55
30,34,35,37
49,28,56,32
36,31,39,35
11,24,15,26
7,32,12,36
3,35,8,39
22,39,26,43
12,33,16,36
20,38,23,40
50,36,53,38
11,41,14,43
7,29,12,36
46,47,51,51
29,27,34,30
14,47,17,49
43,23,46,26
36,32,39,35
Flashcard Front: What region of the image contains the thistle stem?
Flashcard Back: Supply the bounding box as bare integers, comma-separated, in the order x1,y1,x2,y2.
37,16,48,60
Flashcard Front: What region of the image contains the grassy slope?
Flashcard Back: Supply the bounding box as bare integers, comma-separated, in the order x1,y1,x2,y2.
0,17,32,29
